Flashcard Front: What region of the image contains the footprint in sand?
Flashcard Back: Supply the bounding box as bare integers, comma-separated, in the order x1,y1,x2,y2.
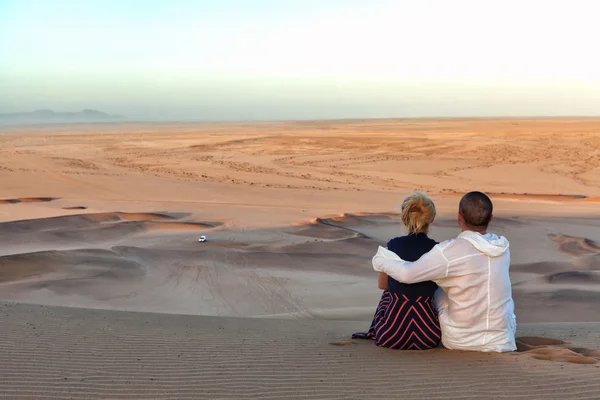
528,349,598,365
516,336,565,350
329,341,356,346
516,336,599,365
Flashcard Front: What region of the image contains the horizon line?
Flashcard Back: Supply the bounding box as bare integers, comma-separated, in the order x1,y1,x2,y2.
2,114,600,128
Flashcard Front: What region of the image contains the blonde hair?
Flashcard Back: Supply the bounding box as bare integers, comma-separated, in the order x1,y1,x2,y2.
400,192,436,233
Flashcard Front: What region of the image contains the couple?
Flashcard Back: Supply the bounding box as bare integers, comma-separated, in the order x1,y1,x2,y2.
353,191,516,352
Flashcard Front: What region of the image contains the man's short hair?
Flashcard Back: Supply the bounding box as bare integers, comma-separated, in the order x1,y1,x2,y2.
459,191,493,228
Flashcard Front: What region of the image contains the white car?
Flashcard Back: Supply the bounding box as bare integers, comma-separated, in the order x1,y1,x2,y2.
198,236,207,242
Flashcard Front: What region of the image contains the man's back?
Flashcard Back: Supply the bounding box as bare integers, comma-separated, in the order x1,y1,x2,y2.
434,231,516,352
372,230,516,352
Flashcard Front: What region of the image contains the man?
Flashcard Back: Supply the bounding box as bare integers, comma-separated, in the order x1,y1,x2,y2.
372,191,516,352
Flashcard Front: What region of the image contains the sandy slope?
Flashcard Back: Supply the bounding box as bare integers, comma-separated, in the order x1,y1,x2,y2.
1,208,599,322
1,119,599,320
1,119,600,398
1,302,599,400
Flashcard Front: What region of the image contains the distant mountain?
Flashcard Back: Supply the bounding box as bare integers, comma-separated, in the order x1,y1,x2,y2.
0,109,124,124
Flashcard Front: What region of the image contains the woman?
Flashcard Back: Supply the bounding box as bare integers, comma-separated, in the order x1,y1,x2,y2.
352,192,441,350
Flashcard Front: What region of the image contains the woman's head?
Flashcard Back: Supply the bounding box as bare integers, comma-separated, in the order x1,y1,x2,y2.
400,191,436,233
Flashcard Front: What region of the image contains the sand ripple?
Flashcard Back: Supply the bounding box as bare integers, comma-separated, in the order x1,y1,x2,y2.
1,303,599,400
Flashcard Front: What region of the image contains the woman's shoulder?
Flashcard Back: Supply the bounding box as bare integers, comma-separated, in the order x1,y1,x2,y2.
387,234,438,249
386,236,407,248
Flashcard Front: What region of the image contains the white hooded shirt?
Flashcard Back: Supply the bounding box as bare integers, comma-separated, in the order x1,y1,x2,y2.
372,231,516,352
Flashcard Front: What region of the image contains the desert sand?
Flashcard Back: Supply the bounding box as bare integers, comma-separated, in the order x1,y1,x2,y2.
1,118,600,399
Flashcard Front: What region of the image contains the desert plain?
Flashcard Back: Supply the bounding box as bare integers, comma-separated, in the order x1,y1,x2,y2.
1,118,600,399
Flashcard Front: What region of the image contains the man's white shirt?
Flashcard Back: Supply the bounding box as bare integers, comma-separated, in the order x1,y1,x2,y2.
373,231,516,352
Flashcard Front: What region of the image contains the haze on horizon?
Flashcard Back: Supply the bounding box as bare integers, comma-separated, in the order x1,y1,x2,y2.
1,0,600,121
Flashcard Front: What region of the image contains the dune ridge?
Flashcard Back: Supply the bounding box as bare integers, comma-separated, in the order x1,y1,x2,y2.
437,192,591,200
549,234,600,256
0,197,57,204
0,212,219,235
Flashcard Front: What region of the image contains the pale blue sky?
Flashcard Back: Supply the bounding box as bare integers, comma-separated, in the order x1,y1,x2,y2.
1,0,599,120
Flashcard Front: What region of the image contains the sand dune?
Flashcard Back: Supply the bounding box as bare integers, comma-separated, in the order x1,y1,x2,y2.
287,218,363,240
1,302,599,400
0,212,221,259
549,234,600,256
509,231,600,322
0,197,57,204
0,248,145,286
546,271,600,284
0,212,382,316
2,210,600,323
1,119,600,398
0,212,175,233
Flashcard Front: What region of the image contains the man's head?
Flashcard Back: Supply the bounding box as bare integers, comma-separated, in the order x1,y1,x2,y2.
458,191,493,232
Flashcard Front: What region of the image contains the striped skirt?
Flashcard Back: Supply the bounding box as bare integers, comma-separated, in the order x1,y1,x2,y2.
352,290,441,350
